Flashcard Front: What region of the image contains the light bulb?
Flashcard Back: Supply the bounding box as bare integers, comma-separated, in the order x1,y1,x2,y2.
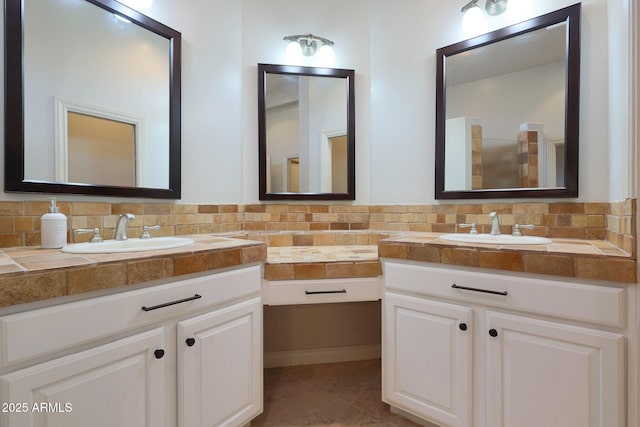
286,41,303,63
317,44,334,64
462,5,485,36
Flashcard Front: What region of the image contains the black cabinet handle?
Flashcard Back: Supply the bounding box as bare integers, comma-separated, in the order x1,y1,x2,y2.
452,284,508,296
305,289,347,295
154,349,165,359
489,329,498,337
186,338,196,347
141,294,202,312
459,323,468,331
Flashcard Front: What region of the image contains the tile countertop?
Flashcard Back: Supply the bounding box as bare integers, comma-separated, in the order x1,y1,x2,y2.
0,235,267,309
378,232,636,284
264,245,383,281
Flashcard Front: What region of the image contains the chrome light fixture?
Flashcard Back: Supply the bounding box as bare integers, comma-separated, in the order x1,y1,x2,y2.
461,0,507,34
485,0,508,16
461,0,484,34
461,0,508,18
283,34,334,57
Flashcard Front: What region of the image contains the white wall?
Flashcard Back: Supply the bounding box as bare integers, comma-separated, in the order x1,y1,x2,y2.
0,0,633,204
447,62,565,140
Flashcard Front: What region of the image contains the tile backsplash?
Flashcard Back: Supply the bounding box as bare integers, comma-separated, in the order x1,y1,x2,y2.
0,199,635,256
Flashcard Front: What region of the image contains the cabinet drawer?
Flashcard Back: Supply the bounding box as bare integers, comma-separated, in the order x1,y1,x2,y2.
263,277,381,305
383,260,625,328
0,265,261,369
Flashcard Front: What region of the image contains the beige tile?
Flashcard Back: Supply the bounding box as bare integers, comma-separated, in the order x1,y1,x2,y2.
211,248,243,269
407,245,441,263
575,258,636,283
313,234,337,246
111,203,145,215
442,248,479,267
173,253,210,276
294,263,325,279
144,204,172,215
67,264,126,294
524,254,574,277
0,217,14,233
127,258,173,284
242,245,267,264
325,262,354,278
72,202,111,215
548,202,585,214
354,261,383,277
479,251,523,272
0,201,25,216
0,271,66,307
378,243,407,259
264,264,294,280
197,205,220,214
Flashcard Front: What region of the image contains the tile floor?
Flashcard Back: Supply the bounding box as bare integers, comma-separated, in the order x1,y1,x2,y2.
251,359,423,426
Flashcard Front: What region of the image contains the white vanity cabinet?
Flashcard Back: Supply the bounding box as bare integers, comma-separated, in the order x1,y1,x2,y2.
0,327,168,427
178,297,262,427
0,264,263,427
382,260,626,427
383,292,472,427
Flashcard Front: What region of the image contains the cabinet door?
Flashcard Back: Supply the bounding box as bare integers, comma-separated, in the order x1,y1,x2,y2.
486,311,624,427
178,297,262,427
0,328,167,427
383,292,472,427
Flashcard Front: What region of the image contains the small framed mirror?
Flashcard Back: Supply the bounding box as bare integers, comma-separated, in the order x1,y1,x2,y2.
258,63,355,200
435,4,581,199
5,0,182,198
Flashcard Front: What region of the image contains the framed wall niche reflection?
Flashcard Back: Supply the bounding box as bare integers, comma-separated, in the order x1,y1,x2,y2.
435,4,580,199
5,0,182,198
258,63,355,200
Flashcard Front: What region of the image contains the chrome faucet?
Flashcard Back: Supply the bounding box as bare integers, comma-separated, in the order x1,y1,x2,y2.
488,211,501,235
114,213,135,241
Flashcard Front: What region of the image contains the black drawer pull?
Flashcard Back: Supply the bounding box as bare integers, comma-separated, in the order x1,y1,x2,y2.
305,289,347,295
452,284,508,296
489,329,499,337
141,294,202,312
154,349,165,359
186,338,196,347
459,323,468,331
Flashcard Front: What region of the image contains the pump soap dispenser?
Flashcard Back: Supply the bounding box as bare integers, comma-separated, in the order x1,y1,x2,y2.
41,198,67,249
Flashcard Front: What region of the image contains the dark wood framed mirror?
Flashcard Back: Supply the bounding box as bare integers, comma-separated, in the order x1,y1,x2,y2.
5,0,182,198
258,63,355,200
435,4,580,199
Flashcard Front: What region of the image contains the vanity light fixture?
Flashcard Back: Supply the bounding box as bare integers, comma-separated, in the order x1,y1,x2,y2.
485,0,508,16
461,0,484,34
284,34,334,60
461,0,508,34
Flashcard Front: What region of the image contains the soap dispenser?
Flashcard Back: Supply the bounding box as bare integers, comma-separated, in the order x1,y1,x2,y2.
41,198,67,248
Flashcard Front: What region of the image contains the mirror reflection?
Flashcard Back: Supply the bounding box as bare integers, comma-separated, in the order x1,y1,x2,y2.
435,4,580,199
445,23,566,191
258,64,355,200
5,0,182,198
24,0,168,188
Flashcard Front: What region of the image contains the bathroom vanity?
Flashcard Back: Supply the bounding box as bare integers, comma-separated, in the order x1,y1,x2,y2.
0,230,636,427
382,259,626,427
378,232,635,427
0,238,266,427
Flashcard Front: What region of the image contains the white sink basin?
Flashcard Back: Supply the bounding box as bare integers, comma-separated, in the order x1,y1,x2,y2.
62,237,194,254
440,233,551,245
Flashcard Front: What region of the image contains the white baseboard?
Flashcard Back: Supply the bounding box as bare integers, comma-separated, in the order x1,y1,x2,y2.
264,344,381,368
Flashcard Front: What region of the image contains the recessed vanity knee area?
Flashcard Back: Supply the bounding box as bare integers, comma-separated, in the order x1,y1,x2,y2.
1,0,639,426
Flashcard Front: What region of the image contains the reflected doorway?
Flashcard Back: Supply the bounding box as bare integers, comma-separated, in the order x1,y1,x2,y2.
287,157,300,192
